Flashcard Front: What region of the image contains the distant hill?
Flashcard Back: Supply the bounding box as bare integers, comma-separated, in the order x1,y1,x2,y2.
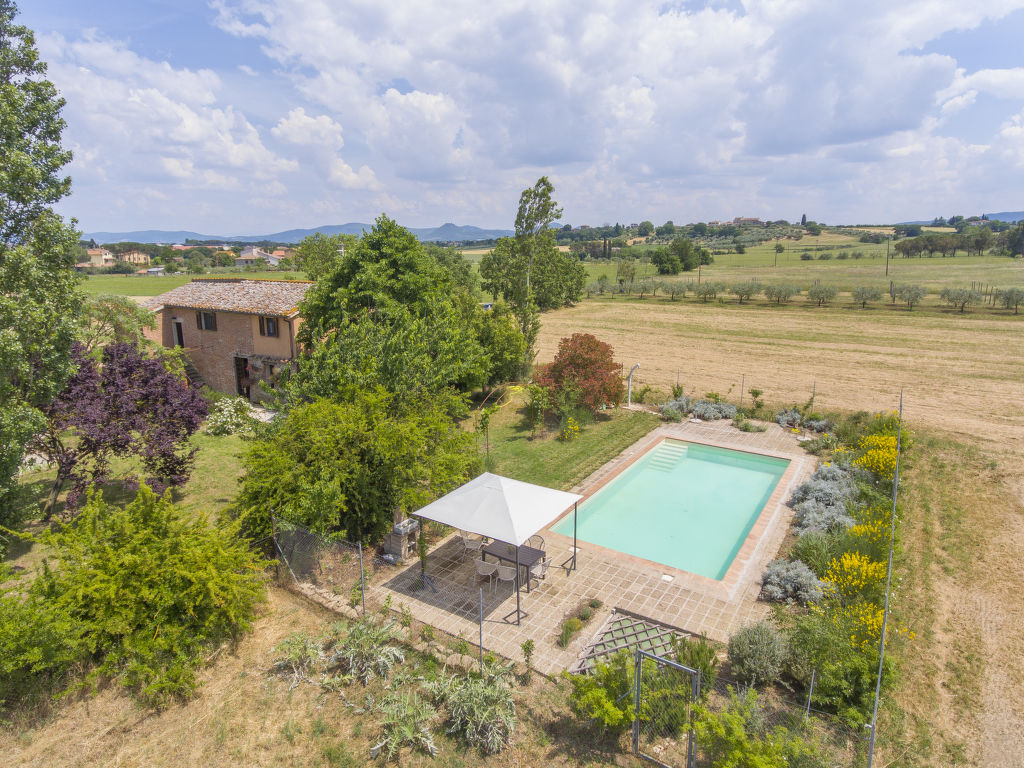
84,222,513,245
897,210,1024,226
984,211,1024,223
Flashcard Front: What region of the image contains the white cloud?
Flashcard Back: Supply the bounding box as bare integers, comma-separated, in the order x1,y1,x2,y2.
38,30,299,230
939,67,1024,101
272,107,344,149
328,158,380,190
40,1,1024,231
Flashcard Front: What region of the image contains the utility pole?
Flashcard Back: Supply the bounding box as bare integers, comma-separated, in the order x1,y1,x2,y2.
885,235,891,276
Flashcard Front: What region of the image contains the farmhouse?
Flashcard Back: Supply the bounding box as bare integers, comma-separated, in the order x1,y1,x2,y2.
120,250,151,265
145,278,313,402
85,247,115,266
234,245,282,268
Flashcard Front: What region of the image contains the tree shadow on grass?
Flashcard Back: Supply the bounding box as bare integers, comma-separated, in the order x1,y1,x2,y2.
536,711,628,765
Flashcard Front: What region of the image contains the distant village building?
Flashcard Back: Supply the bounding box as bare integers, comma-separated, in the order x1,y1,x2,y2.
732,217,764,226
144,278,312,402
86,248,115,267
234,245,282,268
120,250,151,265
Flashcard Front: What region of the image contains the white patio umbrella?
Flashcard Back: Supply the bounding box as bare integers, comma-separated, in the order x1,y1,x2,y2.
414,472,582,624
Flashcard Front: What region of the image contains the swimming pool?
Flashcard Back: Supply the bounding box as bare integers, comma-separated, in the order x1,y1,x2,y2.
551,440,789,580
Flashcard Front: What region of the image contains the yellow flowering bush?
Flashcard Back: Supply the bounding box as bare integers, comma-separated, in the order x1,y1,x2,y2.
848,520,889,559
853,434,898,480
866,410,901,437
558,416,580,442
812,601,884,652
822,552,886,604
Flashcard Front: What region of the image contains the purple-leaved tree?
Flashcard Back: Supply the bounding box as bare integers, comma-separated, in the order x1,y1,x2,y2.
33,342,208,518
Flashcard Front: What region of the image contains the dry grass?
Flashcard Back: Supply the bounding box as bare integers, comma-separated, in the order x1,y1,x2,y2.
536,300,1024,457
1,586,636,768
538,299,1024,767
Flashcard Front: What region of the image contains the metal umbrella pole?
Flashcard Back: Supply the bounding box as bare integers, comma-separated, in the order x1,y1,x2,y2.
572,501,578,572
515,545,521,626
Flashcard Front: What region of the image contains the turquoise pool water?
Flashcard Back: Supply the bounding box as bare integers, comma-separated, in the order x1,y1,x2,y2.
551,440,789,580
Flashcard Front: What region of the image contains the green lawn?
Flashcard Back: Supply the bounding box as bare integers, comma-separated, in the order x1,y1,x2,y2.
14,431,249,523
480,398,659,490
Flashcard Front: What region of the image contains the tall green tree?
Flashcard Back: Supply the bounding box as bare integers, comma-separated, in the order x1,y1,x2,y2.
479,178,585,376
0,0,72,246
0,2,81,538
236,393,479,542
296,231,356,280
513,176,563,299
294,215,488,401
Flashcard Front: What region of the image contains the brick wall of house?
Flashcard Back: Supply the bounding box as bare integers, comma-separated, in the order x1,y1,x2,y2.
160,306,256,395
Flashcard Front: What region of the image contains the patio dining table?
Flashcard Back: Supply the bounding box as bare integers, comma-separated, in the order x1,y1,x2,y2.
480,541,546,592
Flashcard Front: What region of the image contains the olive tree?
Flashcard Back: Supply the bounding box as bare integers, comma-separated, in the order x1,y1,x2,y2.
730,280,763,305
852,285,883,309
764,284,799,304
939,287,982,313
895,284,927,310
806,284,838,306
995,287,1024,314
695,281,724,303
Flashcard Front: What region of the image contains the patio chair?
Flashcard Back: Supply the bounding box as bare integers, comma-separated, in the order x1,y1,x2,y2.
461,534,483,560
474,558,497,591
529,557,549,587
495,564,518,593
525,534,545,551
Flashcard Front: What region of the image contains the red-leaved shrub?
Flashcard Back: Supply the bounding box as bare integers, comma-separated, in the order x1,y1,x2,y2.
535,333,624,412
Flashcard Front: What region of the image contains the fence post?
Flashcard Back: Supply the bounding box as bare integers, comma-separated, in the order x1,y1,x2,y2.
357,541,366,616
688,668,700,768
805,668,816,721
632,650,642,754
479,588,484,675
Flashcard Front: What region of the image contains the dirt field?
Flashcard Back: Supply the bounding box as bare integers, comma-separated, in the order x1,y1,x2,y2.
538,299,1024,767
537,299,1024,457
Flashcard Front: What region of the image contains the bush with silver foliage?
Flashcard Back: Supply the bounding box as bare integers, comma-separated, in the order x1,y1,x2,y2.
775,408,802,427
760,559,823,604
660,395,690,422
690,399,737,420
793,499,854,534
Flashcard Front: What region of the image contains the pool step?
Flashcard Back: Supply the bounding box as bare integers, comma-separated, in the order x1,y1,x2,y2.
648,443,688,471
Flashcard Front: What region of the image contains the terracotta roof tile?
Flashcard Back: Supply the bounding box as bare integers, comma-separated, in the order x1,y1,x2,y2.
145,278,314,317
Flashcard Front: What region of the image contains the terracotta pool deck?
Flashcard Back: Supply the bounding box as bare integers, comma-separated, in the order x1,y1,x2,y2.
369,419,813,677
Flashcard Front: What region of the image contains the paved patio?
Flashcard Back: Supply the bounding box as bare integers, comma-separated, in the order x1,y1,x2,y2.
366,419,814,676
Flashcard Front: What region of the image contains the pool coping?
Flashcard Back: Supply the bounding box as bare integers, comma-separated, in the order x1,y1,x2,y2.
546,424,811,600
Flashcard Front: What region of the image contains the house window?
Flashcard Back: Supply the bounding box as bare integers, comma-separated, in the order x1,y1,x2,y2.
196,311,217,331
258,316,279,337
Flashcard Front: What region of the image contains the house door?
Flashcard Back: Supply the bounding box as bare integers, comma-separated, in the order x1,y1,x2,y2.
172,320,185,347
234,356,250,399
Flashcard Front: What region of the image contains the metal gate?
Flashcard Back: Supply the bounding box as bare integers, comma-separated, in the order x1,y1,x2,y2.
632,649,699,768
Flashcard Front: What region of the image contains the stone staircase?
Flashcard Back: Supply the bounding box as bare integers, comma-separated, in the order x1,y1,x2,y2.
181,357,206,389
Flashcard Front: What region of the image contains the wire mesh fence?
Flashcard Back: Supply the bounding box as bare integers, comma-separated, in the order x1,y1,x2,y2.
628,651,868,768
272,518,525,671
634,650,699,768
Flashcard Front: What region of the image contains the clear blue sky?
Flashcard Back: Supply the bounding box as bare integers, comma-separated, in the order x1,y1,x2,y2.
19,0,1024,235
